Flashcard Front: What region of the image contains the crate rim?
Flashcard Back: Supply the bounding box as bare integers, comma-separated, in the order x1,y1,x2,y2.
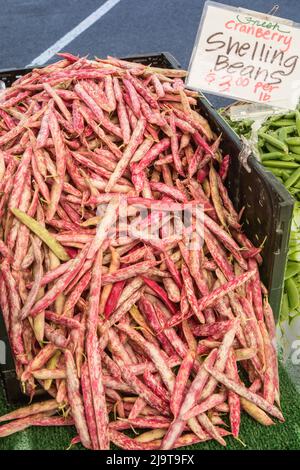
0,51,181,78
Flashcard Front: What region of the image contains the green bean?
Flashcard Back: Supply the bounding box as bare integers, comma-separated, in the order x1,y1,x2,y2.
276,126,293,135
290,232,300,239
284,262,300,280
294,179,300,189
257,139,265,148
280,155,294,162
288,246,300,256
264,143,280,153
261,152,290,161
278,127,288,142
285,126,297,135
263,160,299,169
267,168,292,180
288,249,300,258
281,293,289,321
260,125,270,133
290,230,300,238
11,208,70,262
284,111,296,119
258,132,289,153
289,153,300,162
289,310,299,318
288,251,300,262
295,110,300,137
269,113,284,122
270,119,296,127
285,277,299,310
284,167,300,189
286,154,296,161
242,119,254,127
289,188,300,196
285,137,300,146
288,145,300,155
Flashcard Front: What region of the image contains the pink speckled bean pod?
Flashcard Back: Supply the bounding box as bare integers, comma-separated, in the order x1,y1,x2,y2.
226,348,241,437
170,350,195,418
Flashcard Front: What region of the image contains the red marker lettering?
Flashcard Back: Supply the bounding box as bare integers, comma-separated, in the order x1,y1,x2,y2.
225,20,235,30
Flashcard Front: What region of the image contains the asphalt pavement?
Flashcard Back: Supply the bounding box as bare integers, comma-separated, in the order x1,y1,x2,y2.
0,0,300,107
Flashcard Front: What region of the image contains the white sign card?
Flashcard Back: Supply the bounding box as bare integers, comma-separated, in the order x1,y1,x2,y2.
187,2,300,109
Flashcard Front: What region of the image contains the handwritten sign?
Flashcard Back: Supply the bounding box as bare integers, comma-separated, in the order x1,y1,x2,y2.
187,1,300,109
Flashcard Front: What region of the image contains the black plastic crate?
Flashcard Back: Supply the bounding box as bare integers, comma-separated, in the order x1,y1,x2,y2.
0,308,24,403
0,52,294,404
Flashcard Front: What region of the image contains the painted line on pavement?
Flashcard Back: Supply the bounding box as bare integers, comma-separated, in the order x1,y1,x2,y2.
27,0,122,66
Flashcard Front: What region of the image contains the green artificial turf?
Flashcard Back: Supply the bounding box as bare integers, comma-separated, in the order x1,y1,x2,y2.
0,362,299,450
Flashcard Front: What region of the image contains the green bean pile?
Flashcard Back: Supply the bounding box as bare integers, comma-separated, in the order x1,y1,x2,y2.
221,107,300,327
281,208,300,323
258,111,300,323
258,110,300,193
